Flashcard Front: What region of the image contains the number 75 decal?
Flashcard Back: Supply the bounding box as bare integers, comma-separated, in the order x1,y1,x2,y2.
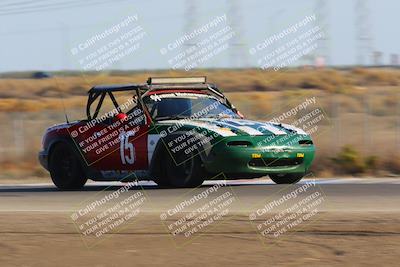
120,131,135,165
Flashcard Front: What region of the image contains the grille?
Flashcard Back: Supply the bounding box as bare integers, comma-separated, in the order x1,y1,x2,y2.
299,140,313,145
227,141,252,147
249,158,303,167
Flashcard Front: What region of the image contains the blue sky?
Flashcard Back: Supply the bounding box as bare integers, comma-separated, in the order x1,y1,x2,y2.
0,0,398,72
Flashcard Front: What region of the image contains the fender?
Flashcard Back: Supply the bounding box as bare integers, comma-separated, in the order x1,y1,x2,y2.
46,137,91,176
148,131,214,180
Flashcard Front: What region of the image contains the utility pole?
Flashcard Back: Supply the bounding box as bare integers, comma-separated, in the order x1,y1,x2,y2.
355,0,374,66
227,0,247,68
183,0,197,49
314,0,330,67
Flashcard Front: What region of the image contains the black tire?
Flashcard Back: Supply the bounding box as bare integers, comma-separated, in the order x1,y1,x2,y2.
159,149,205,188
269,173,304,184
153,175,171,187
49,143,87,190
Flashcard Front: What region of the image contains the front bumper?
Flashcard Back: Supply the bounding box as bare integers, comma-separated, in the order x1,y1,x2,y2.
38,151,49,170
203,137,315,175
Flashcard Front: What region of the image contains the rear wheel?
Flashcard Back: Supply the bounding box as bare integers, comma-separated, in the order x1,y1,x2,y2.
158,149,205,188
49,143,87,190
269,173,304,184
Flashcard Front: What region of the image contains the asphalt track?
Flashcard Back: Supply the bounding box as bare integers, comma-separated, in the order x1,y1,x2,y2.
0,177,399,212
1,178,399,266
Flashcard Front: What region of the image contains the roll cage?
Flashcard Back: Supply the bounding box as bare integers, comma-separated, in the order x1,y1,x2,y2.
86,77,237,121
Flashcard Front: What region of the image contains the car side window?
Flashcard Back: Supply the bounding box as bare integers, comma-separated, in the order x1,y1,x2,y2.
89,91,145,124
89,94,116,120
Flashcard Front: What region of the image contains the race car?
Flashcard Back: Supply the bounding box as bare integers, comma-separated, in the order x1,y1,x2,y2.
38,77,315,189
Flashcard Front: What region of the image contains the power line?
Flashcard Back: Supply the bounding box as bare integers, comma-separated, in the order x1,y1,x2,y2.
0,0,132,16
0,0,50,8
0,0,115,13
0,0,105,11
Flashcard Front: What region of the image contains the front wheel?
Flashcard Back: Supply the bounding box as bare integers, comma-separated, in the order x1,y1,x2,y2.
158,149,205,188
49,143,87,190
269,173,304,184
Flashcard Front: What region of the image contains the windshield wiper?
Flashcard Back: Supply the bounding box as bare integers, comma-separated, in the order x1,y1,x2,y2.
155,115,189,121
203,114,235,119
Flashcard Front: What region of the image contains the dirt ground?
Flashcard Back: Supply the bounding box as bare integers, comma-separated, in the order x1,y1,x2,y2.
0,212,399,267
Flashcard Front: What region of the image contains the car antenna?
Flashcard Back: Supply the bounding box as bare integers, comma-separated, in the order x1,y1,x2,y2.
62,100,70,124
64,112,70,124
54,76,70,124
59,89,70,124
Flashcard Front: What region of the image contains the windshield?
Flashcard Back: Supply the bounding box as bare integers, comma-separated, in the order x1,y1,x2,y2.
143,93,240,120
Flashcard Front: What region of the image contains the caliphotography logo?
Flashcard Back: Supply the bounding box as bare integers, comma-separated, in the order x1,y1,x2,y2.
1,0,400,266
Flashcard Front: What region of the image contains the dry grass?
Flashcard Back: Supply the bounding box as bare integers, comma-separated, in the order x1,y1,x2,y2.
0,68,399,178
1,68,399,112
